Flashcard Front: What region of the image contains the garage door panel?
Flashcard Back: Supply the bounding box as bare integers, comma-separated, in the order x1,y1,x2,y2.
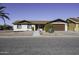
53,24,65,31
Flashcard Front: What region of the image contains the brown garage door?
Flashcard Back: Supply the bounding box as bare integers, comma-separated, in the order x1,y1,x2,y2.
53,24,65,31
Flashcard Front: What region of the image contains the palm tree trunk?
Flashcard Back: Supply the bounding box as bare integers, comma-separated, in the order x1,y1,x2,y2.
2,17,7,30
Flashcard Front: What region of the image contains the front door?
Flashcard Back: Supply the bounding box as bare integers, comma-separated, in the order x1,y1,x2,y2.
35,24,45,30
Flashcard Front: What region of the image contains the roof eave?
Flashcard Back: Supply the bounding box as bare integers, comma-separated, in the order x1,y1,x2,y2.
68,19,79,23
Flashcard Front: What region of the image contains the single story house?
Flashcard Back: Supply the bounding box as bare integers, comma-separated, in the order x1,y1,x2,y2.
13,20,48,31
13,19,68,31
67,17,79,31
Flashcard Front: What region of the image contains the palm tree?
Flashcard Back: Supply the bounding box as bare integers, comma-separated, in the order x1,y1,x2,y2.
0,6,10,25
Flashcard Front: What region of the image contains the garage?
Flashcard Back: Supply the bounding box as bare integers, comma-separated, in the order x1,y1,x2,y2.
47,19,67,31
53,24,65,31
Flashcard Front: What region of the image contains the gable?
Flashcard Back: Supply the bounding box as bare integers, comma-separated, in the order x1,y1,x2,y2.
67,18,79,23
13,20,32,25
66,19,76,24
47,19,67,24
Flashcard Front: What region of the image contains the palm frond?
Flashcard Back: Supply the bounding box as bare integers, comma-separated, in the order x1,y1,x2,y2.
2,14,10,20
0,10,4,13
0,12,9,15
0,6,6,11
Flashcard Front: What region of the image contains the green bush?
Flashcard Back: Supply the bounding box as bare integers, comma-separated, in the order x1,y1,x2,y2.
31,27,34,31
44,24,54,33
0,25,12,30
48,28,54,33
0,25,3,30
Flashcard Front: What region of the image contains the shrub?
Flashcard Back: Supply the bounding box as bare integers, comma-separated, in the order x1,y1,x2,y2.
32,27,34,31
48,28,54,33
44,24,54,33
0,25,12,30
0,25,3,30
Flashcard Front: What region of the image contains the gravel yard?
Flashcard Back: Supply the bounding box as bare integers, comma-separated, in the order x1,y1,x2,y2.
0,30,79,36
41,31,79,36
0,30,33,36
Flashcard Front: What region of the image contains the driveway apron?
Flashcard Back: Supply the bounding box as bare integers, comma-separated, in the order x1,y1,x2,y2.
32,31,41,36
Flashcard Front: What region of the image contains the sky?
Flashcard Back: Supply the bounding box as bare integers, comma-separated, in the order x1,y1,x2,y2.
0,3,79,25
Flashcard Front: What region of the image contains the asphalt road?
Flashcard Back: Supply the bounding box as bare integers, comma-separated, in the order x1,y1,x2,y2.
0,37,79,55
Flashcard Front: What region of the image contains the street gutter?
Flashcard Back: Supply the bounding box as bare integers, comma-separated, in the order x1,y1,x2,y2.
0,35,79,38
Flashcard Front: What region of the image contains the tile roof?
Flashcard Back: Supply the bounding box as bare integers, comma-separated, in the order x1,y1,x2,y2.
30,21,48,24
13,20,49,25
47,19,67,24
13,20,32,25
13,19,67,25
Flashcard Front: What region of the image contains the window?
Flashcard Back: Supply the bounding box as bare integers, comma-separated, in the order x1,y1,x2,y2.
27,25,32,29
17,25,22,29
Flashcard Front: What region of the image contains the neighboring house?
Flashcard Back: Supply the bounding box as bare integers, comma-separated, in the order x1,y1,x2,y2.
67,18,79,31
13,19,68,31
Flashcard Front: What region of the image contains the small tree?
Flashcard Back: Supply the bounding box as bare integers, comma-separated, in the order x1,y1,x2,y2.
44,24,54,33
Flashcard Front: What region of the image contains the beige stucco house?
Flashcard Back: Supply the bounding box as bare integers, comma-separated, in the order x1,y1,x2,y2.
67,17,79,31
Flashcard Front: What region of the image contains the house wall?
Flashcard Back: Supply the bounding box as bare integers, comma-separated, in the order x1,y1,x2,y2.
67,19,77,31
78,24,79,31
13,25,35,31
75,24,79,31
67,23,79,32
67,23,76,31
65,23,67,31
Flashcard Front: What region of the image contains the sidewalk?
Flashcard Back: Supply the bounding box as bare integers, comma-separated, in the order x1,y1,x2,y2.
32,31,41,36
0,31,79,38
